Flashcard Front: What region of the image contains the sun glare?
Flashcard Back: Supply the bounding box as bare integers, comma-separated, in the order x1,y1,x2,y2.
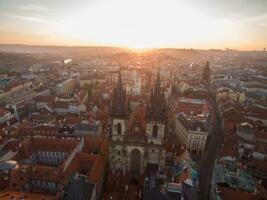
57,0,236,49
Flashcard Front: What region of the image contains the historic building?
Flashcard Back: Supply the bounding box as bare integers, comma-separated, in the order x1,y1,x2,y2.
1,136,109,199
175,112,209,155
109,72,166,175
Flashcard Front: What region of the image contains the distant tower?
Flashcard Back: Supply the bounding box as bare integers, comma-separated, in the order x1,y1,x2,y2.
202,61,211,84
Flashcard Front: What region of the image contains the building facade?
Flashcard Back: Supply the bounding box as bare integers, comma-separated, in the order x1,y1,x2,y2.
175,113,209,155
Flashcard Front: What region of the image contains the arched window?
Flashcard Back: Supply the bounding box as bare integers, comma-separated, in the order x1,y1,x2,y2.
117,123,122,134
152,125,158,137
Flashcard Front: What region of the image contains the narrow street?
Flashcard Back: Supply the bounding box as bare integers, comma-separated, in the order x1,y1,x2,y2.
198,92,224,200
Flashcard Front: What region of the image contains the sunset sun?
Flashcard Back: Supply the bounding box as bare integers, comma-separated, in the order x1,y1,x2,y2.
58,0,235,49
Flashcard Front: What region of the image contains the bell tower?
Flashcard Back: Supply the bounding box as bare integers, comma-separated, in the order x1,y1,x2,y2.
146,71,166,145
109,71,128,172
110,71,128,142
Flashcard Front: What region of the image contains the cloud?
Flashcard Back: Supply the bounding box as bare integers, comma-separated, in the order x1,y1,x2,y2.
236,13,267,27
186,0,267,19
0,24,16,29
3,13,58,25
16,4,50,12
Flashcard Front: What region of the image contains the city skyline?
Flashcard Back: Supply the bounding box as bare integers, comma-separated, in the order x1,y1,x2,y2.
0,0,267,50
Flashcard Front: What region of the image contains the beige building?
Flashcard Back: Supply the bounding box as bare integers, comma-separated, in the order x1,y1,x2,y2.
79,78,92,88
174,113,209,155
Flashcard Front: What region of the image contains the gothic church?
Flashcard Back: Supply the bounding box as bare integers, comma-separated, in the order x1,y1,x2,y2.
109,72,167,175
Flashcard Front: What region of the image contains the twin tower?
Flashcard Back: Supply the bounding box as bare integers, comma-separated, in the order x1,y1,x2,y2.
109,71,167,175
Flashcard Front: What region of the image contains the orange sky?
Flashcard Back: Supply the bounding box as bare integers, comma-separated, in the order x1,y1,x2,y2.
0,0,267,50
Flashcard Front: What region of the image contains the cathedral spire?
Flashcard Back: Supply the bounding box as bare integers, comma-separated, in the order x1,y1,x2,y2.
111,70,128,117
117,70,123,95
156,70,161,89
154,70,161,100
148,70,165,121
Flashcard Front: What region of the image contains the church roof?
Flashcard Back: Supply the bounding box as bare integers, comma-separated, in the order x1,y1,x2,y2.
126,105,147,143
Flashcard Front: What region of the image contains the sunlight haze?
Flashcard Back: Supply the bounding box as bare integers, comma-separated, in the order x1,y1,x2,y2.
0,0,267,50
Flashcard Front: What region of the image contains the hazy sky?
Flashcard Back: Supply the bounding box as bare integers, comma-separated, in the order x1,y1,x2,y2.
0,0,267,50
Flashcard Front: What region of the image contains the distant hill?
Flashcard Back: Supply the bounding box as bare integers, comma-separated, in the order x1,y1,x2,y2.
0,44,126,55
0,51,63,72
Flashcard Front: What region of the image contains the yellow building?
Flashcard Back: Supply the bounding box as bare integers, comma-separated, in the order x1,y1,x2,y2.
216,87,246,103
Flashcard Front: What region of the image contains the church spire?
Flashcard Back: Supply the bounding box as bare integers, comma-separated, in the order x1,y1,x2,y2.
154,70,161,98
117,70,123,89
111,70,128,117
148,70,165,121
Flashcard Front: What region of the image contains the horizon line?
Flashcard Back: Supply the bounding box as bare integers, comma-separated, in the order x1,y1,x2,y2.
0,43,266,52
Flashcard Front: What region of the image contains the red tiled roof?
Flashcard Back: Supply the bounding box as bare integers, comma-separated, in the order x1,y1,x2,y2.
0,107,9,117
14,138,80,160
177,102,208,116
34,95,54,103
164,136,185,155
104,170,142,200
254,130,267,140
127,105,147,143
2,140,20,152
2,80,25,93
33,125,60,136
54,101,69,109
0,191,57,200
29,165,61,182
89,155,106,191
17,126,34,137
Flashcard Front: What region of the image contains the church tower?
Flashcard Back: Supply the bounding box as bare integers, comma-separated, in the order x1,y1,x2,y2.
110,71,128,172
110,71,128,142
146,71,166,145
